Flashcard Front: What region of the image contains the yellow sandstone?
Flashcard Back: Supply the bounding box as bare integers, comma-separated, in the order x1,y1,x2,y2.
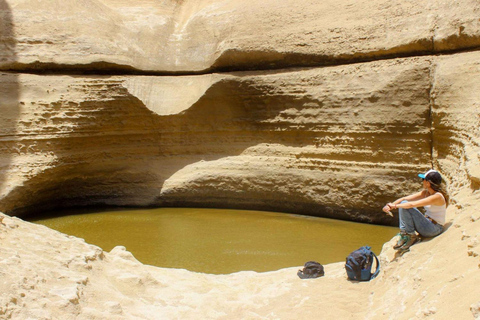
0,0,479,318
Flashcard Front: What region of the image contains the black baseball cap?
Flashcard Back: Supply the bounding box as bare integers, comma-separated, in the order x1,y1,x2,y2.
418,169,442,184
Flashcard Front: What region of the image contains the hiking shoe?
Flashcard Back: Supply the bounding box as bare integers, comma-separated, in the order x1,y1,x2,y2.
393,232,408,249
399,233,419,250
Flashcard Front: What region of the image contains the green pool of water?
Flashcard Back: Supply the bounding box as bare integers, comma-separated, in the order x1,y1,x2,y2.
30,207,398,274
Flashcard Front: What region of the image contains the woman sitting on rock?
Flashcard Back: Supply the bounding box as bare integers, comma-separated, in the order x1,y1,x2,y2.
383,169,449,251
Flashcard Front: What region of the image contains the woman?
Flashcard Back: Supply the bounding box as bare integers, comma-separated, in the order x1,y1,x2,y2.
383,169,449,251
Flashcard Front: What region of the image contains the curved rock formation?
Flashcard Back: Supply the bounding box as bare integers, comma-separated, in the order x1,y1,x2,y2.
1,0,480,223
1,57,434,223
0,0,480,318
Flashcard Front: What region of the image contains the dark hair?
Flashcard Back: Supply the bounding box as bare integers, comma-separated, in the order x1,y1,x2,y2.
425,172,449,207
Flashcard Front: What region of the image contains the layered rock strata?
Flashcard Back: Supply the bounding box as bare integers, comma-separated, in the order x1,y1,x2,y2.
2,51,479,316
1,57,433,223
0,0,480,319
0,0,480,73
1,0,480,223
432,52,480,191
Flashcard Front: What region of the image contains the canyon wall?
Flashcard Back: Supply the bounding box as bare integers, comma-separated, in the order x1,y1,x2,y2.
1,0,480,319
1,0,480,73
2,0,479,224
0,59,433,223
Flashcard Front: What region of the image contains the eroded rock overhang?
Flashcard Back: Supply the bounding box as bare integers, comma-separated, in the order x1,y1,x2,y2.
0,0,479,225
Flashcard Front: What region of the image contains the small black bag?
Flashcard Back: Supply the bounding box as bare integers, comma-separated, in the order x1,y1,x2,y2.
345,246,380,281
297,261,324,279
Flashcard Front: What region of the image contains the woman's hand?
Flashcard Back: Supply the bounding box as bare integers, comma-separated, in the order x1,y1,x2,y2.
382,204,391,213
383,203,394,217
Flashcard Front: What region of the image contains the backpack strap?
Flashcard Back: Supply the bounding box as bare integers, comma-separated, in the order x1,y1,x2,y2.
370,252,380,280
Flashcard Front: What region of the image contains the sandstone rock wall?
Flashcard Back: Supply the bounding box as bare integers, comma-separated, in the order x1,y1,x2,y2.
1,0,480,224
1,0,480,319
1,58,433,223
1,0,480,73
432,52,480,192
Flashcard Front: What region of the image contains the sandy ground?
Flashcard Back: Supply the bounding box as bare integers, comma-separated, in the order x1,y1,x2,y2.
1,186,479,320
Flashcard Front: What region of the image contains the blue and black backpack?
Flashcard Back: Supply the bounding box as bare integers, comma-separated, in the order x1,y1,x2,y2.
345,246,380,281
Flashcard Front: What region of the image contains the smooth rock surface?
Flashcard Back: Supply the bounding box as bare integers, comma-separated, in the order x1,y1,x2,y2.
1,0,480,72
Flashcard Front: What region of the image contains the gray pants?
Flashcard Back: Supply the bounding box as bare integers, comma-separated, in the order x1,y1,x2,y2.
398,201,443,237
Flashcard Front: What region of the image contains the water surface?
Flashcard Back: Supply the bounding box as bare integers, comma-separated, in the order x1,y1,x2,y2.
30,208,398,274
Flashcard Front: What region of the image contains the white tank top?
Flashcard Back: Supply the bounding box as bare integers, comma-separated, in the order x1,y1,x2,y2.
424,192,446,225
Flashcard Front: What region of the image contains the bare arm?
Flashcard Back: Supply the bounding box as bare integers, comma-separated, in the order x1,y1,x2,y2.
382,190,429,214
392,193,445,209
392,190,426,205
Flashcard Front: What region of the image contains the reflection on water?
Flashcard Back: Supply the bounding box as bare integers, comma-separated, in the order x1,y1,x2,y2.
30,208,398,274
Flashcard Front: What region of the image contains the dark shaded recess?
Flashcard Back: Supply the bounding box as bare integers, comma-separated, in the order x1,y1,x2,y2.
209,39,434,73
2,61,143,75
3,34,480,76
